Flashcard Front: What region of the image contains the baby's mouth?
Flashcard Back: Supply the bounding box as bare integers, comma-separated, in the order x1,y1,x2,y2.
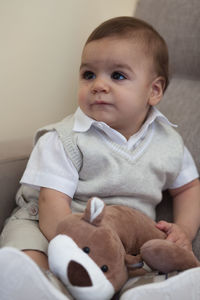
93,100,112,105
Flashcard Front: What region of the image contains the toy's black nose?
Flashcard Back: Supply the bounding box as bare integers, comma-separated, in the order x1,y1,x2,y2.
67,260,92,287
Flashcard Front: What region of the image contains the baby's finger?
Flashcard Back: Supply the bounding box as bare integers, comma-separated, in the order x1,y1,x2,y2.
173,236,192,251
156,220,172,233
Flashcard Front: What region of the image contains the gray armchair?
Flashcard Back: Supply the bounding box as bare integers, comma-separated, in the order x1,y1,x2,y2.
135,0,200,259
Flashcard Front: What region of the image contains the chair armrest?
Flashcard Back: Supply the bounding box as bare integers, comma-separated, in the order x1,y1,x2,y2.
0,139,31,232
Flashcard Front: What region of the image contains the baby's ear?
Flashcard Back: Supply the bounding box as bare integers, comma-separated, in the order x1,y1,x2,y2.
149,76,165,106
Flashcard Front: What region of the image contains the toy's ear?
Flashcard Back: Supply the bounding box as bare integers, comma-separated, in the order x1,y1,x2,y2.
83,197,105,226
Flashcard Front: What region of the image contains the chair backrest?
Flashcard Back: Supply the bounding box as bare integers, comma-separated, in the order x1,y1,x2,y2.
135,0,200,79
135,0,200,173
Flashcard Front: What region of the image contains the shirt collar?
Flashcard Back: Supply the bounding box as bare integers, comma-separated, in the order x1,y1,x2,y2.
73,106,177,146
137,106,177,139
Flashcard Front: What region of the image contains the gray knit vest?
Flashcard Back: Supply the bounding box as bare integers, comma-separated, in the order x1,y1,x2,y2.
35,114,184,220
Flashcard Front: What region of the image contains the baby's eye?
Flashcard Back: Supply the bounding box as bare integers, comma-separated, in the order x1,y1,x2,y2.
82,71,96,80
111,72,126,80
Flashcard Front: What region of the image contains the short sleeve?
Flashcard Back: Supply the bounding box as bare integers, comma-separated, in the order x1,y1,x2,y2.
20,131,79,198
168,146,199,189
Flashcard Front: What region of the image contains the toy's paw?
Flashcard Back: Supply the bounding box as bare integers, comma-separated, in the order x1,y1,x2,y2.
125,254,147,277
141,239,200,273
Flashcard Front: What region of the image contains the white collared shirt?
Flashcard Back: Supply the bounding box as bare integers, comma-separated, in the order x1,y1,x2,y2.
21,107,199,197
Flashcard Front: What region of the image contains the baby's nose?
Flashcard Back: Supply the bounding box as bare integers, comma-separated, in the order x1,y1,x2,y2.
91,78,110,94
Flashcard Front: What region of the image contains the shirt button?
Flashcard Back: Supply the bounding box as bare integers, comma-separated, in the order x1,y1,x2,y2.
29,205,38,216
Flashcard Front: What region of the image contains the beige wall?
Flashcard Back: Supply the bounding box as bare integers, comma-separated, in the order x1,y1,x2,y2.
0,0,138,143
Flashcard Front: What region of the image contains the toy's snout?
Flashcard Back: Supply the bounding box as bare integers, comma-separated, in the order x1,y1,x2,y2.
48,235,115,300
68,260,92,287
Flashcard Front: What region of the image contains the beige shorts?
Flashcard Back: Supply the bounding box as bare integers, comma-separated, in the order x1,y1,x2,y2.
0,201,48,254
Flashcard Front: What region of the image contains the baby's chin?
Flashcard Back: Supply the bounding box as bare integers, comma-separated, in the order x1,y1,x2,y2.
88,110,116,125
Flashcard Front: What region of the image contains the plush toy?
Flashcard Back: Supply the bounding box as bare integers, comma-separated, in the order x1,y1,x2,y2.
48,197,200,300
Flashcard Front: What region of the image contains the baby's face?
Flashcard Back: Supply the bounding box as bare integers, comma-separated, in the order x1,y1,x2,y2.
78,37,159,139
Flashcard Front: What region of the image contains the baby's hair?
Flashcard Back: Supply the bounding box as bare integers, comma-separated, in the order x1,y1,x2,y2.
86,16,169,91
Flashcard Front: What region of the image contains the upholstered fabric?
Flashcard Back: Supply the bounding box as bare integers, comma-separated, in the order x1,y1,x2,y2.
0,157,28,231
135,0,200,79
158,78,200,173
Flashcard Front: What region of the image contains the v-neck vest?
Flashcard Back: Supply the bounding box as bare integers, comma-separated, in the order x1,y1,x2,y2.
35,114,184,219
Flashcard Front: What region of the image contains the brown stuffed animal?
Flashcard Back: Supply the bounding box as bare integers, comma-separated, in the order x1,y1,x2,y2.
48,197,200,300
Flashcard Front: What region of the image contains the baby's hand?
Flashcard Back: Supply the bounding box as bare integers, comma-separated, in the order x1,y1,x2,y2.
156,220,192,251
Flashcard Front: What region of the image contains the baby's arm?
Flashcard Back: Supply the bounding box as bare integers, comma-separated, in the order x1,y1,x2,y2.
39,187,72,241
157,178,200,250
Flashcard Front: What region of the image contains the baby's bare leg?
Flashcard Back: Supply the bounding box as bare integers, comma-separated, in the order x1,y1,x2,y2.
23,249,49,269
